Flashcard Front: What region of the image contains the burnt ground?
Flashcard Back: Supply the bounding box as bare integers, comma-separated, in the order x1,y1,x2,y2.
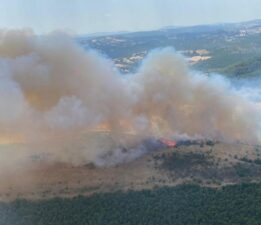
1,141,261,201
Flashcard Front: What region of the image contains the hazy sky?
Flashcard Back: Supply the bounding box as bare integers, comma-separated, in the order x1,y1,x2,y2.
0,0,260,34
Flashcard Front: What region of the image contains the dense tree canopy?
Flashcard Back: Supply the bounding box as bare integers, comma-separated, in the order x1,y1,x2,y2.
1,183,261,225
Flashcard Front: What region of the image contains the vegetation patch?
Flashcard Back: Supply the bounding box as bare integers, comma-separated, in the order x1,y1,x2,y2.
159,152,212,171
2,183,261,225
153,151,261,182
153,151,216,180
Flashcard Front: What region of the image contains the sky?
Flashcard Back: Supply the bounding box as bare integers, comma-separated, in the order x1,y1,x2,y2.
0,0,260,34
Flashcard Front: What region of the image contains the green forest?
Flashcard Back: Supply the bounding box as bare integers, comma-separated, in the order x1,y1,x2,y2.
1,182,261,225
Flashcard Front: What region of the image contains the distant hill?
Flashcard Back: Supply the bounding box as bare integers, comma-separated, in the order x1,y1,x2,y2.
220,57,261,77
77,19,261,77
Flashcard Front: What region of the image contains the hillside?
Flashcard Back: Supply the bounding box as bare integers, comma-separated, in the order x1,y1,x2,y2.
77,20,261,77
219,57,261,77
1,141,261,202
1,182,261,225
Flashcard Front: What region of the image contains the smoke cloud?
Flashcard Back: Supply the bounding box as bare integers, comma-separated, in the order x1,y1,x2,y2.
0,29,260,168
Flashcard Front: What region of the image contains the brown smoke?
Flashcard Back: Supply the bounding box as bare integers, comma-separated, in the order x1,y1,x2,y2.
0,30,259,168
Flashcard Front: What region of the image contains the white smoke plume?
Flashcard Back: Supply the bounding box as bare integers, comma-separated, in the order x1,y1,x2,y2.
0,29,260,168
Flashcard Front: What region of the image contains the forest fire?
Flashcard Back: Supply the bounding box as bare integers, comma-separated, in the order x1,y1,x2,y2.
159,138,177,148
0,30,260,169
